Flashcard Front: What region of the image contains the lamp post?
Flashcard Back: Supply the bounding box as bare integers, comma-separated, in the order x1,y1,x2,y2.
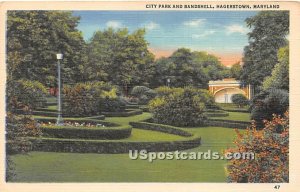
167,78,171,87
56,53,64,125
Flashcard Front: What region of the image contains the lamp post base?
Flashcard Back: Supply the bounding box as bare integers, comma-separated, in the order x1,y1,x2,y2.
56,115,64,126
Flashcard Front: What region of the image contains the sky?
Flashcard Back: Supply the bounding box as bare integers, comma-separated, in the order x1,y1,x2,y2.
73,11,258,67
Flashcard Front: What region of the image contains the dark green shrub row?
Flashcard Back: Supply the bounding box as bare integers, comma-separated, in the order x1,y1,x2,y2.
35,117,129,139
204,112,229,117
129,122,193,137
102,109,143,117
45,102,57,106
83,115,105,120
29,136,201,153
206,119,250,129
35,118,115,127
223,109,250,113
139,106,149,112
39,125,132,140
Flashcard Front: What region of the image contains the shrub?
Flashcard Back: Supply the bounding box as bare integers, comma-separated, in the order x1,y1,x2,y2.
7,79,48,111
226,111,289,183
6,112,41,154
250,89,289,128
63,81,125,116
149,87,210,127
231,94,249,108
63,82,100,116
131,86,157,105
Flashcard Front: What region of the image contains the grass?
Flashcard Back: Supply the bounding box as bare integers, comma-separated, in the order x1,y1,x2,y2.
210,111,251,122
10,126,237,182
10,112,245,182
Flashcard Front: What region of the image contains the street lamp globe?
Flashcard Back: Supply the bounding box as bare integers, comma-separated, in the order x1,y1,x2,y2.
56,53,63,60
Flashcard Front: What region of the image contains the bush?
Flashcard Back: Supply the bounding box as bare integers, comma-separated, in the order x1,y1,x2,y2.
149,87,211,127
6,112,41,154
226,111,289,182
7,79,48,111
231,94,249,108
250,89,289,128
131,86,157,105
63,81,125,116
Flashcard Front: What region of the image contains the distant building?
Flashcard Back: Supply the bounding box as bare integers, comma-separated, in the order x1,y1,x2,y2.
208,78,252,103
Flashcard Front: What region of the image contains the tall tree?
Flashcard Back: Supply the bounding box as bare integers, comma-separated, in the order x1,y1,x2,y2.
86,28,155,93
230,62,242,79
240,11,289,87
7,11,87,85
150,49,225,88
262,46,289,91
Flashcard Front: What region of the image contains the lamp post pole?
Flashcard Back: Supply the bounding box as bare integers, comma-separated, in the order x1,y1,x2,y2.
56,53,64,125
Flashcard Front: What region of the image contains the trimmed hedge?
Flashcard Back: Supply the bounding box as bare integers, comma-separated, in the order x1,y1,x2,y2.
206,119,251,129
102,109,143,117
204,112,229,117
35,118,130,140
223,108,250,113
129,121,193,137
29,136,201,153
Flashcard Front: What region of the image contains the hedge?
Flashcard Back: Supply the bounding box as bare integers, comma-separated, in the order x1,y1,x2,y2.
204,112,229,117
129,122,193,137
223,109,250,113
29,136,201,153
35,118,129,140
206,119,251,129
102,109,143,117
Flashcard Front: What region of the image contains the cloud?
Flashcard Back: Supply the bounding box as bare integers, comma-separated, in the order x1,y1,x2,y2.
144,21,160,30
106,20,123,29
183,19,206,27
192,30,216,39
226,24,248,35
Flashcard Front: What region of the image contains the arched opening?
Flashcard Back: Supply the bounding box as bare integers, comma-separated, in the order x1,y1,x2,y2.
214,87,246,103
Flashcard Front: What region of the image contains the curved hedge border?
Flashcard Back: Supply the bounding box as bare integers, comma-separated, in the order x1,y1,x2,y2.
29,135,201,153
204,112,229,117
206,119,251,129
102,109,143,117
129,121,193,137
35,118,131,140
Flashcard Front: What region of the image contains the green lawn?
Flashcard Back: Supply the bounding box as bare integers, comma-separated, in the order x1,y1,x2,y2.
211,111,251,122
10,112,243,182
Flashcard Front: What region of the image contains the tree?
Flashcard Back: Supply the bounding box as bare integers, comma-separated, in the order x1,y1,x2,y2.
226,111,289,183
240,11,289,87
150,49,225,88
262,46,289,91
230,63,242,79
231,94,249,108
7,11,87,85
86,28,155,94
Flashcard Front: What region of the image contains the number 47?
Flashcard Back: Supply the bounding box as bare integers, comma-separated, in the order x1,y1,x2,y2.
274,185,280,189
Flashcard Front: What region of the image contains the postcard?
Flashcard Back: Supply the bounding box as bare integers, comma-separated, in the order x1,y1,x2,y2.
0,1,300,192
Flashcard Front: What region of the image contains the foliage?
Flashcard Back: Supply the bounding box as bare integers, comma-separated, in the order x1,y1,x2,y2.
63,82,125,116
7,11,87,85
250,89,289,128
150,49,226,88
130,86,157,105
230,63,242,79
86,28,155,92
231,94,249,108
7,79,48,112
263,46,289,91
6,112,42,155
149,87,215,127
226,111,289,183
240,11,289,87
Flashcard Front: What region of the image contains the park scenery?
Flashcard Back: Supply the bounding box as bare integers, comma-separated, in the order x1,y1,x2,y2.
6,10,289,182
